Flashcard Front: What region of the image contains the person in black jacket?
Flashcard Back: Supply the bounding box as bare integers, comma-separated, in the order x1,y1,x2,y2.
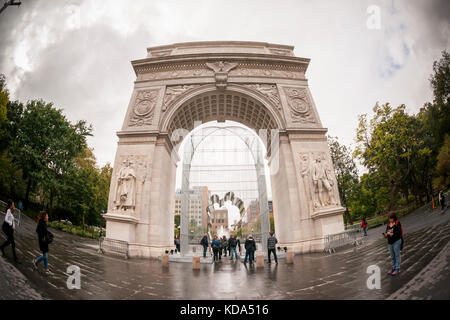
243,235,256,265
383,214,402,276
228,234,238,260
200,234,209,258
32,211,53,273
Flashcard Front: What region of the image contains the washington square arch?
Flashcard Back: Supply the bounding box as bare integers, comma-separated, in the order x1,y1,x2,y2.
103,41,345,258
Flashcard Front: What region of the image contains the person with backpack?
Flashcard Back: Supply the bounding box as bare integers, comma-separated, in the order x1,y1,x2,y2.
1,199,18,262
228,234,238,260
267,232,278,264
211,236,220,262
200,233,209,258
32,211,53,274
383,214,403,276
361,217,368,236
243,235,256,265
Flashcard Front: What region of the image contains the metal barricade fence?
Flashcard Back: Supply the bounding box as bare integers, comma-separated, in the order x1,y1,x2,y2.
323,228,363,254
99,237,129,259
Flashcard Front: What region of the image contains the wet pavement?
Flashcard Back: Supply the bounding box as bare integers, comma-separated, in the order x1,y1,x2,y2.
0,204,449,300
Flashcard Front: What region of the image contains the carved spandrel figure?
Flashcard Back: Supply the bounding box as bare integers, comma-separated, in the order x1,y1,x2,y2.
114,159,137,211
312,155,336,208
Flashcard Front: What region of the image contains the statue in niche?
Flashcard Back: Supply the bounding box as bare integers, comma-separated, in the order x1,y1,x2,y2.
114,159,137,211
312,154,337,208
300,152,338,210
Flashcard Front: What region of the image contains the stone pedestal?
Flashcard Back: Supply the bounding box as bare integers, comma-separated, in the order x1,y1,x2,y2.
286,251,294,264
192,256,200,270
162,254,169,267
256,253,264,268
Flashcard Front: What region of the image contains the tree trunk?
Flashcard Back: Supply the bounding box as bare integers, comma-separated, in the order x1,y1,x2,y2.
49,188,54,218
388,184,398,211
25,177,32,209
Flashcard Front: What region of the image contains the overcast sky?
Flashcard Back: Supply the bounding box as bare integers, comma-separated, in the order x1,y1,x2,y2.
1,0,449,170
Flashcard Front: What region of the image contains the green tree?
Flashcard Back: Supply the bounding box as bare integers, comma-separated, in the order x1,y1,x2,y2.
418,51,450,192
354,103,432,210
10,100,92,212
328,136,360,222
434,135,450,190
58,148,112,226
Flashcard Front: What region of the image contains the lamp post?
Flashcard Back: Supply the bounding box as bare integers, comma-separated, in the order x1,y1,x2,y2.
0,1,21,15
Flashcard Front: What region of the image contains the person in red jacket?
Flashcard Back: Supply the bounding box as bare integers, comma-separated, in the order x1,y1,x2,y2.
361,217,368,236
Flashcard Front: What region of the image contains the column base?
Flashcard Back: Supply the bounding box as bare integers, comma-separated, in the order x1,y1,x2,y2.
128,243,176,259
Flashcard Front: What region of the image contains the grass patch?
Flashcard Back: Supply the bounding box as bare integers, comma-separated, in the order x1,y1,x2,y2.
346,203,421,230
48,220,104,239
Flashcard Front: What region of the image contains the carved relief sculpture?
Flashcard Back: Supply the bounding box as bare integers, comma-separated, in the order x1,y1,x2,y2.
162,85,199,111
244,84,281,109
129,89,159,126
300,152,338,210
114,159,137,211
205,61,238,90
283,87,315,123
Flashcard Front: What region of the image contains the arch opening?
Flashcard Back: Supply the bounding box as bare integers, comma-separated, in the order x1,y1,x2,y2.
164,87,281,156
175,120,273,254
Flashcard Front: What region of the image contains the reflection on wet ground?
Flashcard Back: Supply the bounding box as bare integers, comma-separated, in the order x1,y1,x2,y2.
1,205,449,300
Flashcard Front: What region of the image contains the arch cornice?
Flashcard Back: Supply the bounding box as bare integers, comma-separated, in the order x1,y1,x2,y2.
159,83,286,134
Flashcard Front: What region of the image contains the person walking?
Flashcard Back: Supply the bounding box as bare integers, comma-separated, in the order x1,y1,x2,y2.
200,233,209,258
267,232,278,264
243,235,256,265
32,211,53,273
228,234,238,260
1,199,18,262
383,214,403,276
221,235,228,257
211,236,220,262
361,217,368,236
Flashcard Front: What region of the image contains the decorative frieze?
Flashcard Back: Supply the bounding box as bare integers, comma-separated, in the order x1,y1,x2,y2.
135,62,305,82
283,87,316,123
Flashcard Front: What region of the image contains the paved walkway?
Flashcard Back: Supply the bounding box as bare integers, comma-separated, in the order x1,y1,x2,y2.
0,203,449,300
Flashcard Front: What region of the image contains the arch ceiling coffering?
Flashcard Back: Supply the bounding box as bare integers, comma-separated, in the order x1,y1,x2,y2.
167,90,278,155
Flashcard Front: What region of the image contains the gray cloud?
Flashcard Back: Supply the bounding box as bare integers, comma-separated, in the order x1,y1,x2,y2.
0,0,448,169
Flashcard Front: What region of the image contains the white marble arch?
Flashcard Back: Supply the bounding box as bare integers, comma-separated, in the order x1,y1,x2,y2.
104,41,345,258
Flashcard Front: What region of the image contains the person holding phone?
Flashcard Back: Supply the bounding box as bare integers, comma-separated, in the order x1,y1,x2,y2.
383,214,403,276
